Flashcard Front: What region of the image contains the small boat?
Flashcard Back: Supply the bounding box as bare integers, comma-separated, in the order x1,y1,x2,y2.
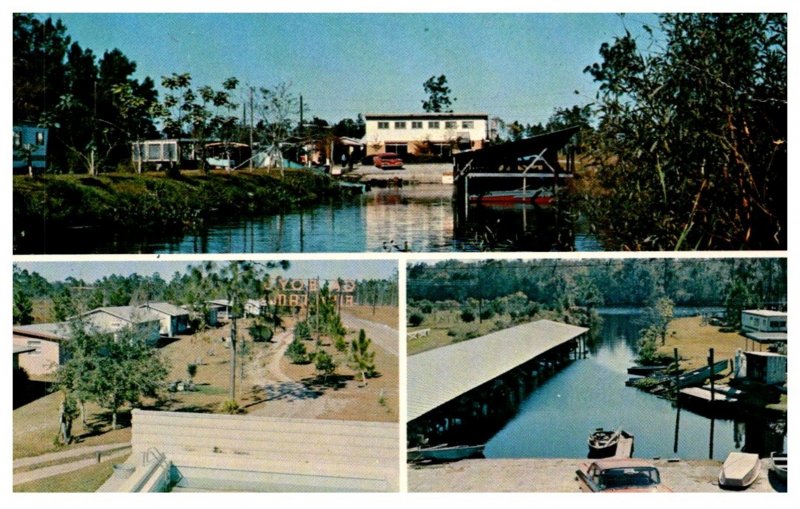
769,451,787,481
468,188,554,205
407,443,485,463
588,428,634,458
627,364,669,376
676,359,730,388
719,452,761,489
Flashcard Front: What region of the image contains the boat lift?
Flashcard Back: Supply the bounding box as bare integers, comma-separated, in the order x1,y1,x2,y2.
453,126,580,217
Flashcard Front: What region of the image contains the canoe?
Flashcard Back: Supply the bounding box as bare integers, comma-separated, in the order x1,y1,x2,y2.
719,452,761,489
407,444,485,463
588,428,634,459
770,452,787,481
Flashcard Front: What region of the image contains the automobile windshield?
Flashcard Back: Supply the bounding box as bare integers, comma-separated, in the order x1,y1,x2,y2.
598,467,660,489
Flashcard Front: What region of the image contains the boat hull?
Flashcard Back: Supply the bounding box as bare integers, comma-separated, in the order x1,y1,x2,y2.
408,444,485,463
719,452,761,489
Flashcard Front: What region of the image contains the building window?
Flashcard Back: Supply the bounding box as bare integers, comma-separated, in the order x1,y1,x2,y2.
428,121,440,129
394,121,406,129
14,132,21,148
445,121,457,129
411,121,423,129
377,121,390,129
462,121,474,129
35,131,45,145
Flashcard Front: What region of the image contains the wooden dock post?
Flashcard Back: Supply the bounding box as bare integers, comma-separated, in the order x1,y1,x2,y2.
707,348,715,403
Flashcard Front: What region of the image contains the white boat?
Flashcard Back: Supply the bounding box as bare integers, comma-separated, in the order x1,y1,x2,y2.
719,452,761,489
770,451,787,481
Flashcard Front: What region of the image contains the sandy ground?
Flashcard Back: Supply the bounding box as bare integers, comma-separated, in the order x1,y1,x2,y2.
240,311,400,422
408,457,784,493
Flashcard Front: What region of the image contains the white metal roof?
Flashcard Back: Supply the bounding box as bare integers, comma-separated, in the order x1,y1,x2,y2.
141,302,189,317
407,319,588,422
742,309,787,317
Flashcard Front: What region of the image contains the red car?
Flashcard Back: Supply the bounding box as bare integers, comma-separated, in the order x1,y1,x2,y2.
373,152,404,169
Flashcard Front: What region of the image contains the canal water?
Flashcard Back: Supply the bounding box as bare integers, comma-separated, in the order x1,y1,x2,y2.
484,310,786,461
21,184,601,254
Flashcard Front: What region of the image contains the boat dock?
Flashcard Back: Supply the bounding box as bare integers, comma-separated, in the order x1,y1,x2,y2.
408,457,780,492
452,127,579,214
407,319,589,423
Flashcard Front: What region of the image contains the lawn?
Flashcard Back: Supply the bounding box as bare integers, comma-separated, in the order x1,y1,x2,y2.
658,316,749,371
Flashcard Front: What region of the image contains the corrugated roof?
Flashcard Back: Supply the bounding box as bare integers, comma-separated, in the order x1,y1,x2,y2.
407,319,588,422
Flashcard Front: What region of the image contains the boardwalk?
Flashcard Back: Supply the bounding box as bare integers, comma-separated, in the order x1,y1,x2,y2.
407,319,588,422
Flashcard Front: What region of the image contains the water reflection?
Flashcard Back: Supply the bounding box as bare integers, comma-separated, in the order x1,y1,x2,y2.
482,312,786,460
16,185,602,254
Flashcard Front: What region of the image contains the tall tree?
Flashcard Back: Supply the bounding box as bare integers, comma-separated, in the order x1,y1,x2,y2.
54,320,169,429
585,14,786,250
257,81,298,174
422,75,456,113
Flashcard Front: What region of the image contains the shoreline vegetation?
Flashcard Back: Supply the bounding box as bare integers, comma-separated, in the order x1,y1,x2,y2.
13,169,354,250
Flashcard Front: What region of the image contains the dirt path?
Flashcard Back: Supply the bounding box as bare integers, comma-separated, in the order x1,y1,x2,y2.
13,442,131,486
246,315,399,421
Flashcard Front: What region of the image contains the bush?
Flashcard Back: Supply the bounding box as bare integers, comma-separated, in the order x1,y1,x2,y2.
286,339,310,364
249,323,274,342
220,399,242,414
461,308,476,323
408,310,425,327
294,320,311,341
314,350,337,380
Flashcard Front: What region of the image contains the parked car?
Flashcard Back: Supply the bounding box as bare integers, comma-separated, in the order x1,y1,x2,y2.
576,459,671,492
373,152,404,169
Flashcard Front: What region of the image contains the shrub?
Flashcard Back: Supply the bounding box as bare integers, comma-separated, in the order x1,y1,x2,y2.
286,339,310,364
220,399,242,414
460,308,476,323
408,310,425,327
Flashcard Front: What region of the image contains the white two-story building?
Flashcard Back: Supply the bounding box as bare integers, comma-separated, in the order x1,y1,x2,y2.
363,113,489,158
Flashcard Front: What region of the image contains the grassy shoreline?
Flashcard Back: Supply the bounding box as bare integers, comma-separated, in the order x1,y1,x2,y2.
13,169,351,251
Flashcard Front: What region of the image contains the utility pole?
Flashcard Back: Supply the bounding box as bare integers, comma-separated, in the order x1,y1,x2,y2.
249,86,254,171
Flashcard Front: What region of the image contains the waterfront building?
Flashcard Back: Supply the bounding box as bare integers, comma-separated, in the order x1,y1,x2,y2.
363,113,490,157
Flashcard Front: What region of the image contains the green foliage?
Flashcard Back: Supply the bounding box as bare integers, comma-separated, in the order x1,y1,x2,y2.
422,75,456,113
54,321,169,428
348,329,377,383
248,323,274,342
286,339,309,364
313,350,336,381
460,308,476,323
186,363,197,380
636,324,674,365
220,399,242,414
14,172,346,249
294,320,312,341
334,334,348,353
13,288,34,325
407,310,425,327
584,13,786,250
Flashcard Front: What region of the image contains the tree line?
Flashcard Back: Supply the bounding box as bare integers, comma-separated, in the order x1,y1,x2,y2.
12,264,399,326
408,258,786,315
13,14,366,175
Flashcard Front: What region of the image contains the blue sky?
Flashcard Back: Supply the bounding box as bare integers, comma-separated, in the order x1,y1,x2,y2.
34,12,660,127
14,259,398,283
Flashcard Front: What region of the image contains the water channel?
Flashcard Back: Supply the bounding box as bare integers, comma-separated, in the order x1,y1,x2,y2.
22,184,601,254
484,310,786,461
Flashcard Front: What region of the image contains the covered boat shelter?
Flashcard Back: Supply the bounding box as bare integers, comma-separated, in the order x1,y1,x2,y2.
407,319,589,446
453,126,580,210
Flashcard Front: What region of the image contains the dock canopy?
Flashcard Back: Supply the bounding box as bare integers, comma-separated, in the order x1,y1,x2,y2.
407,319,588,422
453,126,579,175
